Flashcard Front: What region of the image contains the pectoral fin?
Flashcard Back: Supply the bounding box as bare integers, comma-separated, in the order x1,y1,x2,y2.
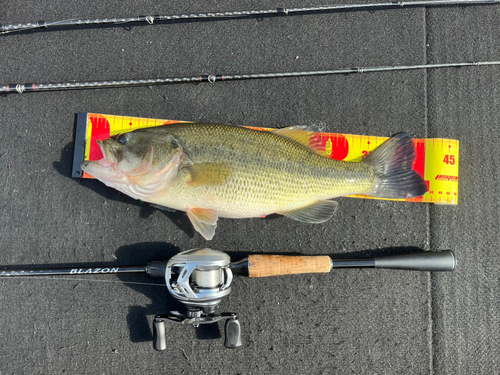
183,163,233,186
186,207,218,240
281,200,338,223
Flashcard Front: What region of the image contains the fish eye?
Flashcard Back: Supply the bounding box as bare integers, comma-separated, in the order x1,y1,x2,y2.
117,134,129,145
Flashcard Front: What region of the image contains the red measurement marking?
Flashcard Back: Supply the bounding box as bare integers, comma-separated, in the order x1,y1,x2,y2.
412,141,426,204
161,120,183,125
32,83,36,91
410,141,427,203
330,134,349,160
88,114,111,161
309,133,349,160
443,155,456,165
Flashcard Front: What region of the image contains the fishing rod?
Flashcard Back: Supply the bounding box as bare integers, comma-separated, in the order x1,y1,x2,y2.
0,248,455,349
1,0,499,35
2,61,499,94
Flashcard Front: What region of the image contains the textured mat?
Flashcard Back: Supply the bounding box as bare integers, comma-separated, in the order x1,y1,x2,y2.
0,1,497,373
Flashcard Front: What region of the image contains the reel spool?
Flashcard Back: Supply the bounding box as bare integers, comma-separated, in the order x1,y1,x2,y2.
152,248,242,350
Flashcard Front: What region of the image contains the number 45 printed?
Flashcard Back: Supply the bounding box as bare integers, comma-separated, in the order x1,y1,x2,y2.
443,155,456,165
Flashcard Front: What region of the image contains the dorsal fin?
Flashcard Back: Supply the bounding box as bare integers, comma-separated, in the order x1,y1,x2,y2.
270,126,329,157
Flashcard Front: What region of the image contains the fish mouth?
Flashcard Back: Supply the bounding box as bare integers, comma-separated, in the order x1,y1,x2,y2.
97,139,118,166
80,139,122,181
80,159,121,180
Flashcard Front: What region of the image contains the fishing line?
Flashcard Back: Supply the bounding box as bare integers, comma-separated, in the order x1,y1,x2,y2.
1,0,499,34
2,61,500,94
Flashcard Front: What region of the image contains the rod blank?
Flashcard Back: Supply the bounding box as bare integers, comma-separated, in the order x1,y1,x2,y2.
2,0,499,35
0,266,147,277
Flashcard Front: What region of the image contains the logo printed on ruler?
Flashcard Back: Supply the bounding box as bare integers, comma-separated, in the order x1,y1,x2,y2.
435,175,459,182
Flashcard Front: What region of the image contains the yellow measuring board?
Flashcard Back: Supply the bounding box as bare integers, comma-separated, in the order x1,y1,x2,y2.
73,113,459,205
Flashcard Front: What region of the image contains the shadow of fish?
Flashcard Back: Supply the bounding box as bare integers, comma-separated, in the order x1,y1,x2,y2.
80,123,427,240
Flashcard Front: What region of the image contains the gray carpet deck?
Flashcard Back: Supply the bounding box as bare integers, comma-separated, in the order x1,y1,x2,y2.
0,1,498,373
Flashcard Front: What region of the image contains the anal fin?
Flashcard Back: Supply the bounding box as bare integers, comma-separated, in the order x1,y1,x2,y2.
281,200,338,223
186,207,218,240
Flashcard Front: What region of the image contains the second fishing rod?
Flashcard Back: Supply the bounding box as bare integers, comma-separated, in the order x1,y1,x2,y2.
2,0,499,35
2,61,500,94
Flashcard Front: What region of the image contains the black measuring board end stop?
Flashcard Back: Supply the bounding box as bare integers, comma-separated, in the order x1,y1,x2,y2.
72,112,89,178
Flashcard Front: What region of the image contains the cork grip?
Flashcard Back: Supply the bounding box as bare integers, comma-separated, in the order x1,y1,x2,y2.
248,255,332,278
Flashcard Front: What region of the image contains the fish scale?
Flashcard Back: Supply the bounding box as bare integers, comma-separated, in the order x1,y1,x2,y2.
156,123,374,217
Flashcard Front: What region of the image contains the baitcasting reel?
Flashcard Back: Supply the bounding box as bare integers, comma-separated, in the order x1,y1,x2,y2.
0,247,456,349
150,248,241,349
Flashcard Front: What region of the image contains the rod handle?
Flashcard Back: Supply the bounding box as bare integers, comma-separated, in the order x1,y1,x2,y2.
374,250,456,271
248,255,331,277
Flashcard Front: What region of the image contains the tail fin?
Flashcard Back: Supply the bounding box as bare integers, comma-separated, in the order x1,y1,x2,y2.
364,133,427,199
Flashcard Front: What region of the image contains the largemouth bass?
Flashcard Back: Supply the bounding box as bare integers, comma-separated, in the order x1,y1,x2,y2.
80,123,427,240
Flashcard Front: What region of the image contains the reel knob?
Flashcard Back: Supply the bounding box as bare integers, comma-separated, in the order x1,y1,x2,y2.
152,316,167,351
224,317,242,348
